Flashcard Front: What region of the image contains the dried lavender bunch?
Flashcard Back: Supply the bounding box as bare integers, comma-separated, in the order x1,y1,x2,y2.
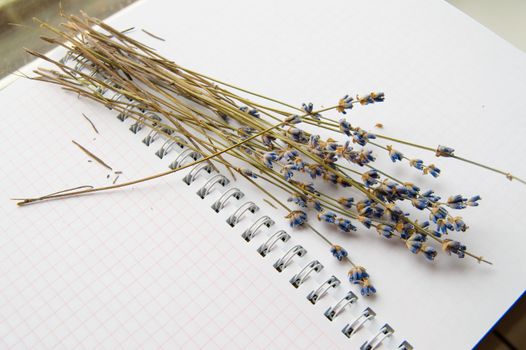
17,12,521,296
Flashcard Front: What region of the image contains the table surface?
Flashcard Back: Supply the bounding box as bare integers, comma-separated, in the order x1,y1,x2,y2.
447,0,526,53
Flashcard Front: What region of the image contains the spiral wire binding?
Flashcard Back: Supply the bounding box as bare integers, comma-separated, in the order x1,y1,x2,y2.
289,260,323,288
156,137,185,159
226,201,259,227
169,149,200,170
257,230,290,257
211,188,244,213
342,307,376,338
361,324,394,350
273,245,307,272
67,50,409,348
183,163,213,185
241,215,274,242
324,291,358,321
397,340,414,350
307,275,341,304
196,174,230,199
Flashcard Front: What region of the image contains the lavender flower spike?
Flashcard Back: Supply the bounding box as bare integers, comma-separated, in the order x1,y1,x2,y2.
317,211,337,224
357,92,385,105
386,145,403,162
338,197,354,209
239,106,260,118
330,245,348,261
286,210,308,228
262,151,278,168
377,224,394,238
410,158,424,170
442,239,467,258
360,279,377,296
436,145,455,157
424,164,441,178
339,118,352,136
237,168,258,178
467,195,482,206
361,169,380,187
287,194,307,207
337,95,354,114
406,233,425,254
336,218,357,232
422,245,438,261
301,102,321,120
284,114,302,124
348,266,369,284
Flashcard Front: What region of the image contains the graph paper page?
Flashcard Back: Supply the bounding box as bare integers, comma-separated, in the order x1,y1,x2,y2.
2,0,526,349
0,54,373,349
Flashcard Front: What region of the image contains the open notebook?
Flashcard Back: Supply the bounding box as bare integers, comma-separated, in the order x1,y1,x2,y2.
1,0,526,349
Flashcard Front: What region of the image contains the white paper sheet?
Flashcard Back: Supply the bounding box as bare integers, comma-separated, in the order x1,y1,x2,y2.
1,0,526,349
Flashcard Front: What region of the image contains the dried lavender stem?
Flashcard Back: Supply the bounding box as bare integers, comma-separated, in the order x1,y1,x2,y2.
17,120,286,205
71,140,112,170
19,14,499,295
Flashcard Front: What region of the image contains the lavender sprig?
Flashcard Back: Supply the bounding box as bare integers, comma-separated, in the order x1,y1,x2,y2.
15,13,511,299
